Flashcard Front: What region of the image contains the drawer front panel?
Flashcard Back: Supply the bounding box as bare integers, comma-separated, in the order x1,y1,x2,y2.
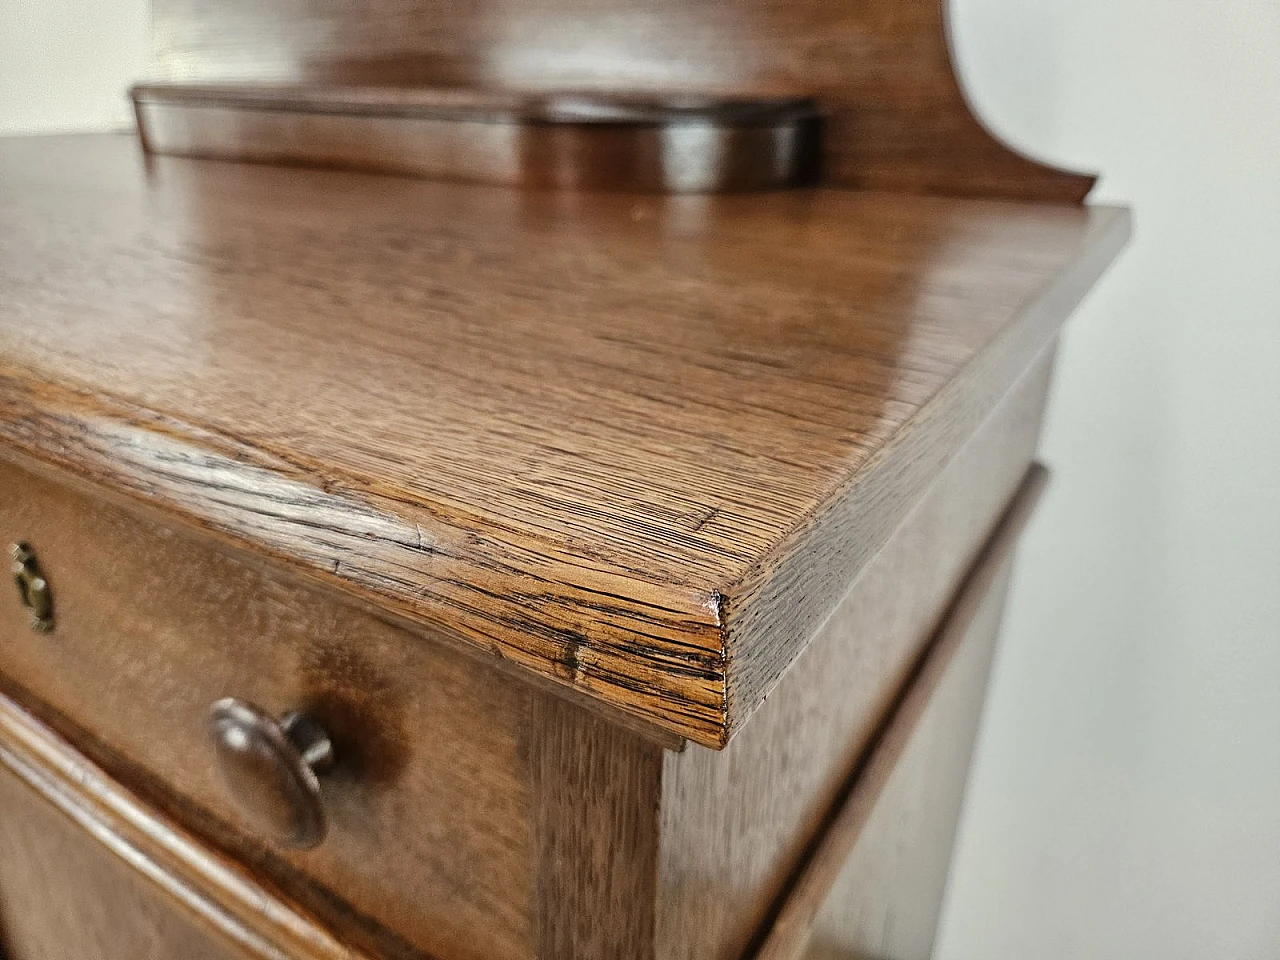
0,456,538,960
0,760,260,960
0,685,369,960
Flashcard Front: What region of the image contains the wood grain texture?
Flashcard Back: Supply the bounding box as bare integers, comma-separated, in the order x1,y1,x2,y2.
0,133,1129,746
752,467,1049,960
0,689,374,960
0,354,1050,960
0,768,260,960
144,0,1094,201
654,351,1053,960
530,696,663,959
0,450,707,960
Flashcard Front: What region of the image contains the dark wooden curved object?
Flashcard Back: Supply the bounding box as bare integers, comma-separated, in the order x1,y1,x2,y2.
146,0,1093,200
132,84,821,193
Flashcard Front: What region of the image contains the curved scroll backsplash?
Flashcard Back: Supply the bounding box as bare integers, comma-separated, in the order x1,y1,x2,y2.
149,0,1094,201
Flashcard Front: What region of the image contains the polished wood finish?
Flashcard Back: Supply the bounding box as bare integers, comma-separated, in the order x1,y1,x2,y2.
0,133,1129,747
132,84,820,193
0,688,376,960
754,466,1047,960
145,0,1094,201
654,352,1053,960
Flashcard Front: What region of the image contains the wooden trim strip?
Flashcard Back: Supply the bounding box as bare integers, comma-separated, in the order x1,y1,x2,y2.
750,463,1049,960
131,83,820,194
0,691,379,960
131,83,818,126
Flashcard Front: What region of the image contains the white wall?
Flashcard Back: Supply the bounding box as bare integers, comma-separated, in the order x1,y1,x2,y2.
0,0,147,134
3,3,1278,958
938,1,1280,958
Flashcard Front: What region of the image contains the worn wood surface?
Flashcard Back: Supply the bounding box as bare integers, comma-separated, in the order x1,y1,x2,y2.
0,348,1054,960
752,467,1048,960
0,448,714,960
145,0,1094,201
0,689,375,960
654,353,1052,960
0,133,1128,746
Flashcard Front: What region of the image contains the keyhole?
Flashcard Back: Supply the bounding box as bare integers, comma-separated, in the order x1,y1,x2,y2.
10,543,53,633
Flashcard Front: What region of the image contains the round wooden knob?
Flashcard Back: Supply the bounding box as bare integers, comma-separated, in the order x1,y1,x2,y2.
208,698,334,850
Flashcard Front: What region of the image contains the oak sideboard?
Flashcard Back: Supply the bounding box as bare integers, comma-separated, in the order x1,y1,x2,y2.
0,1,1127,957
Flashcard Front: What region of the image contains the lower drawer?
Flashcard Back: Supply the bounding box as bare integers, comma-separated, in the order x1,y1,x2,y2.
0,685,365,960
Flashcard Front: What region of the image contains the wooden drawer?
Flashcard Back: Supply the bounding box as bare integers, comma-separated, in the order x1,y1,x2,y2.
0,682,371,960
0,468,1044,960
0,347,1052,960
0,455,545,960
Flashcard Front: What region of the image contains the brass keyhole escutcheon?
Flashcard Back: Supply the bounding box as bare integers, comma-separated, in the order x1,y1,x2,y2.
10,543,53,633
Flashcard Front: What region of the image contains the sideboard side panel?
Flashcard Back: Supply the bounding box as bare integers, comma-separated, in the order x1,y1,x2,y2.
654,346,1056,960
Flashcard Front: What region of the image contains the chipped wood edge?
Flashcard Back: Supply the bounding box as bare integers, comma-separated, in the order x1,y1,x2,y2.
0,371,719,746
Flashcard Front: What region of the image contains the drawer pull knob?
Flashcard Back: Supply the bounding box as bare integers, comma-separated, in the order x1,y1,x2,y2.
208,698,335,850
10,543,53,633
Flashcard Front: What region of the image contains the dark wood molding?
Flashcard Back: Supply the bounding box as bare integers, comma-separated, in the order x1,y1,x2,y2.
131,84,821,193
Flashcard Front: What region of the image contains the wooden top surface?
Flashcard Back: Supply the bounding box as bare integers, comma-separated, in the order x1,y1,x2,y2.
0,134,1128,746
